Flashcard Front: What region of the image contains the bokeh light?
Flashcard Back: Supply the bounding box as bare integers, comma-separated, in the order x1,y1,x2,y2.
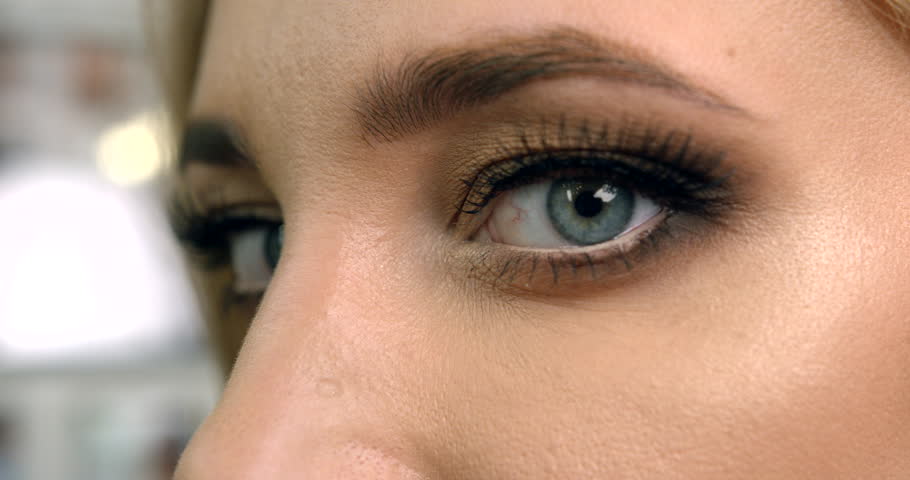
0,169,175,360
95,113,164,187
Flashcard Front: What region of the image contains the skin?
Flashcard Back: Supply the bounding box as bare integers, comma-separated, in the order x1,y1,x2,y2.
173,0,910,478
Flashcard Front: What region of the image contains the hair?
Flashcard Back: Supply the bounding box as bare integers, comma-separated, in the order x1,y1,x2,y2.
144,0,910,126
884,0,910,26
143,0,209,129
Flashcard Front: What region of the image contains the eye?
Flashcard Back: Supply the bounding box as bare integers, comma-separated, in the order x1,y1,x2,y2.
228,223,283,295
454,120,736,287
473,178,664,249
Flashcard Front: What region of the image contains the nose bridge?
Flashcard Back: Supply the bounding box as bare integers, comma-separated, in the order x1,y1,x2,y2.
176,220,435,479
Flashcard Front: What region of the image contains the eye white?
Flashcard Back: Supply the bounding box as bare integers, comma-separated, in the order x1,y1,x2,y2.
229,228,274,295
478,179,662,249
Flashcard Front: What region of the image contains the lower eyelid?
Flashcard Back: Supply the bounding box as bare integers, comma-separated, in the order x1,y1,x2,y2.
501,208,668,257
459,210,675,293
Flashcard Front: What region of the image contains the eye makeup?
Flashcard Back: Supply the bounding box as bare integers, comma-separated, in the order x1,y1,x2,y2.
446,114,741,293
458,115,734,219
170,109,746,300
168,195,282,273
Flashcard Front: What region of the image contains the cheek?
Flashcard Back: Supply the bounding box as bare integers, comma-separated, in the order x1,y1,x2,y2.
424,224,910,479
445,311,909,478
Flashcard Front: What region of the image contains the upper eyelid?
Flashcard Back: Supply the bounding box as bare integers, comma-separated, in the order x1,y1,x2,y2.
168,194,282,263
455,118,735,217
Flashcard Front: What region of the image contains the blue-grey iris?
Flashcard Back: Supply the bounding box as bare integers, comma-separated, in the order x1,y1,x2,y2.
264,223,283,269
547,179,635,246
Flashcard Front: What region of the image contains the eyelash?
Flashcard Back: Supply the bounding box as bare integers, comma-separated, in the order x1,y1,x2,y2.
168,197,281,271
460,117,733,216
170,117,738,293
455,116,736,287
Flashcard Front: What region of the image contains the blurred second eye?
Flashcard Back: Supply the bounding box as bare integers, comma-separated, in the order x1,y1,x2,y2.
230,223,283,295
474,178,662,249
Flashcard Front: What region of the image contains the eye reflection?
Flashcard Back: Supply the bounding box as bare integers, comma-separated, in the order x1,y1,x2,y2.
475,178,662,249
550,180,637,245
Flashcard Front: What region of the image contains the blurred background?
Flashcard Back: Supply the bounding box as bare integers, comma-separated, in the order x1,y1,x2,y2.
0,1,219,479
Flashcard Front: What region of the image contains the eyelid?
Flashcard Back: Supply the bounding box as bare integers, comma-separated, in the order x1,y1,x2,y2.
456,211,709,296
455,118,734,226
448,115,738,293
168,196,282,270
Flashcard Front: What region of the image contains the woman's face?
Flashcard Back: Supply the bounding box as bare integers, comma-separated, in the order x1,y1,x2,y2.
172,0,910,478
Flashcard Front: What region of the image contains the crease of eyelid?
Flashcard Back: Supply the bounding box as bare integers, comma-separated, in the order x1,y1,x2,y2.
354,25,756,145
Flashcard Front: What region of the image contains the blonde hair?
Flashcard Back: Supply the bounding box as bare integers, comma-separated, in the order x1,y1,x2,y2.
143,0,209,129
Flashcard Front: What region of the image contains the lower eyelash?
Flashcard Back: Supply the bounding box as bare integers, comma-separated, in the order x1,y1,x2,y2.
464,212,685,292
449,116,738,292
168,194,282,270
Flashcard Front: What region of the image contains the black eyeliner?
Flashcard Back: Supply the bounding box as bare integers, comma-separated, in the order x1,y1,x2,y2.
168,196,282,270
458,116,735,221
453,115,740,290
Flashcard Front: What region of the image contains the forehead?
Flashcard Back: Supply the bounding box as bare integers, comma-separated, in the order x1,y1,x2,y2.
196,0,759,113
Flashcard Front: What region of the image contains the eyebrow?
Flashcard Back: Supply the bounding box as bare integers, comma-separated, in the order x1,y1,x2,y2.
178,120,255,170
180,26,751,169
356,26,749,144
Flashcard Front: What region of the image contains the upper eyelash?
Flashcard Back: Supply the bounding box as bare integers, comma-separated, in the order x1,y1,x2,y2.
457,116,735,220
169,116,737,291
451,116,738,288
168,196,281,270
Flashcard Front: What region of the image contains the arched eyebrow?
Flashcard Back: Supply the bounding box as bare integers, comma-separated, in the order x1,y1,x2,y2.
178,120,255,171
355,26,751,144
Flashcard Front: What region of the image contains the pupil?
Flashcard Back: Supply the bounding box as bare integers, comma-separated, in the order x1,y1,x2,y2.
574,190,605,218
